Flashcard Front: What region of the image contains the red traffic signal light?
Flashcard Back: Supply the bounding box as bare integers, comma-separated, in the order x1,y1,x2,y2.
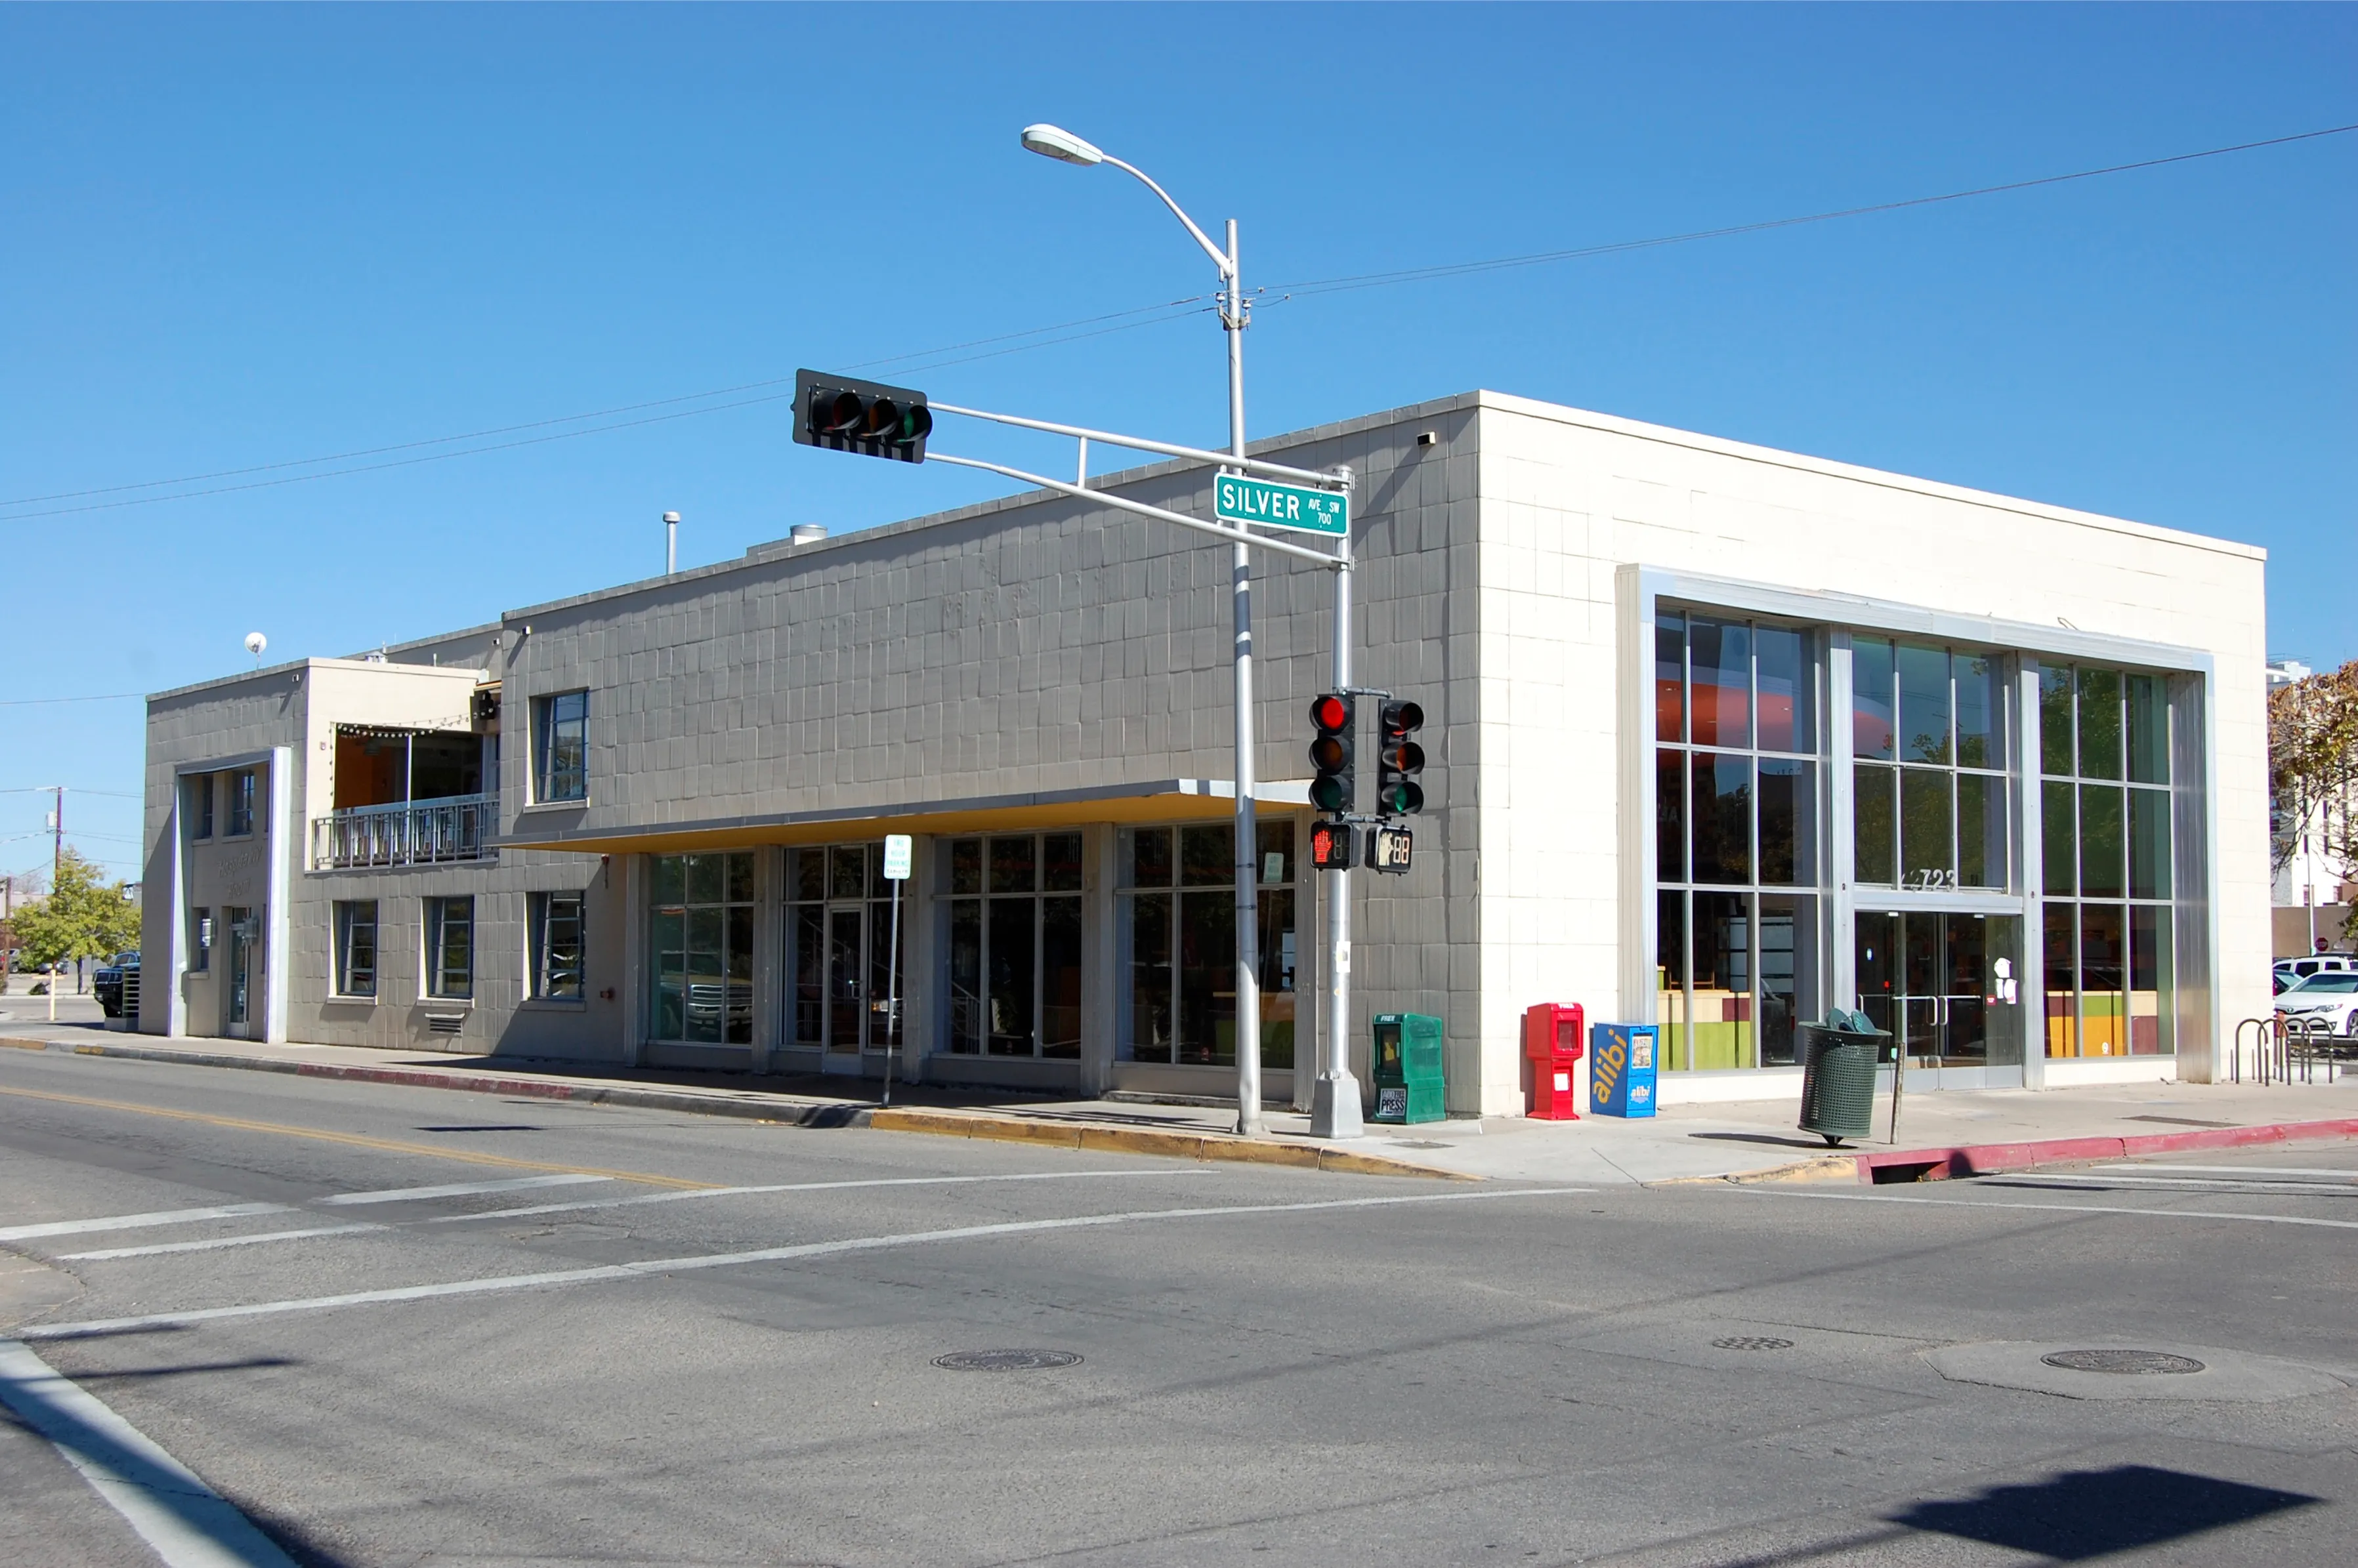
1307,693,1355,815
795,369,931,463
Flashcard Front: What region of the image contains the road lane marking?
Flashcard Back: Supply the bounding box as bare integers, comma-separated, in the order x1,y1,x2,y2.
18,1186,1593,1342
2095,1163,2358,1180
1994,1172,2358,1197
0,1337,299,1567
60,1224,386,1262
420,1165,1216,1224
317,1174,611,1206
0,1203,295,1244
0,1084,720,1190
1747,1186,2358,1229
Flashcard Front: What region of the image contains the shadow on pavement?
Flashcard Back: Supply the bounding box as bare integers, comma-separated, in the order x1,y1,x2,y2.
1687,1130,1829,1150
1887,1464,2317,1560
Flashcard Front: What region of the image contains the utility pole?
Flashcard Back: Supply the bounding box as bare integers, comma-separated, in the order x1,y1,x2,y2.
53,785,63,889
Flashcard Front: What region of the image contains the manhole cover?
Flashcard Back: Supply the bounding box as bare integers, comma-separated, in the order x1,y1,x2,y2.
2040,1348,2206,1375
1713,1336,1795,1351
932,1349,1083,1372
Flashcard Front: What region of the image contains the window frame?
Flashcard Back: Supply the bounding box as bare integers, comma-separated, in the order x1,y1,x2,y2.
188,775,213,841
225,769,259,838
1654,608,1827,1073
532,690,590,804
423,896,474,1001
333,900,379,999
529,891,586,1002
2037,663,2179,1061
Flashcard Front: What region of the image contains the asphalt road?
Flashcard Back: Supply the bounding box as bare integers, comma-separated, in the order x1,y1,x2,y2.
1,1047,2352,1568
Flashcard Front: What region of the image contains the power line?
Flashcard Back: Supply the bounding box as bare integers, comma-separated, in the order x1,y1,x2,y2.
1257,121,2358,300
2,121,2346,524
0,296,1212,515
0,693,146,708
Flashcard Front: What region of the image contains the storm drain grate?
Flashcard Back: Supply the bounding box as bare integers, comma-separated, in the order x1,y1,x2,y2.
2040,1348,2206,1375
933,1349,1083,1372
1712,1336,1795,1351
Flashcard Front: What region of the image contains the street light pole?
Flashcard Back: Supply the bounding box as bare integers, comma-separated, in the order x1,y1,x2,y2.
1023,125,1264,1134
1221,217,1265,1137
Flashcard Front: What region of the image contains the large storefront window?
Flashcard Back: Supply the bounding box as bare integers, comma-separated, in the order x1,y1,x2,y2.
649,853,755,1044
2040,666,2176,1058
1654,612,1821,1069
940,834,1082,1058
1851,639,2011,890
787,843,906,1056
1118,821,1295,1069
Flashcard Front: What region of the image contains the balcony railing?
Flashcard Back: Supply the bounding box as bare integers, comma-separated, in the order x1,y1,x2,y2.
312,794,495,870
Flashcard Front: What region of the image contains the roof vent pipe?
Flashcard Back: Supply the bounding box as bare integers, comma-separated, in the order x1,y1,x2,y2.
663,511,681,575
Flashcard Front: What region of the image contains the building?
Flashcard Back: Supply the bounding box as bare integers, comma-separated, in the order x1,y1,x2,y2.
137,390,2271,1113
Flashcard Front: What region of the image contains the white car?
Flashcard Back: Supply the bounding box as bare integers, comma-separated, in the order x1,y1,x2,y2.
2275,972,2358,1037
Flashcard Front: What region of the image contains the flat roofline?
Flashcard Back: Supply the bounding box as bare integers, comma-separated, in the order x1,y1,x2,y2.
1476,390,2266,563
498,777,1315,856
146,654,488,707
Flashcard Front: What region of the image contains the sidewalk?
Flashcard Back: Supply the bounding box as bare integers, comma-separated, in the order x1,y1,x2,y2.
4,1018,2353,1186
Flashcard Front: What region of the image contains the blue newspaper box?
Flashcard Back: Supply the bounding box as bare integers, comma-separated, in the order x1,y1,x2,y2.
1588,1023,1658,1118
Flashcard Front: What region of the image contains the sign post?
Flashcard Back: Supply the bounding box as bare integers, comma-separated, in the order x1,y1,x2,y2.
881,834,912,1105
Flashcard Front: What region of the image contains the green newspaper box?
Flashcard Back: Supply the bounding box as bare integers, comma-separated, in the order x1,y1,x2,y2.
1371,1012,1446,1124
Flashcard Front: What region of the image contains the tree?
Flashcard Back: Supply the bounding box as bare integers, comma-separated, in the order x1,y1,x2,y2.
2268,660,2358,943
6,849,140,980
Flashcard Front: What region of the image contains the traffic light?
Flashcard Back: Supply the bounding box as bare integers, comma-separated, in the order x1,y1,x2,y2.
793,369,933,463
1374,699,1425,815
1309,819,1356,870
1307,693,1355,815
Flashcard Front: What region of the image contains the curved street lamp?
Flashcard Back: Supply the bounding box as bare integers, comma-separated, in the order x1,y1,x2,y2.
1021,124,1270,1136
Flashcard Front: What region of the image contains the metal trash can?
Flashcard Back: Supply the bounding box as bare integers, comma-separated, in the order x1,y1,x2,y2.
1797,1020,1889,1145
1371,1012,1445,1124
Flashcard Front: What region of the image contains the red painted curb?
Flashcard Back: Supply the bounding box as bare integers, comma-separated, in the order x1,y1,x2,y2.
1855,1117,2358,1182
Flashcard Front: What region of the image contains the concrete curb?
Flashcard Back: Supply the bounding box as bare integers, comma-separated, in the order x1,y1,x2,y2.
1698,1117,2358,1186
0,1037,1467,1182
870,1107,1473,1181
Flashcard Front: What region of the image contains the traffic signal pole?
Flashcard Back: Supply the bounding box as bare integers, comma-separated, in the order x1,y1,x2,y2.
1312,520,1365,1140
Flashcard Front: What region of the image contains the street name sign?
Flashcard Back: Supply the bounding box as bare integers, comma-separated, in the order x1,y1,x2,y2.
1213,474,1348,537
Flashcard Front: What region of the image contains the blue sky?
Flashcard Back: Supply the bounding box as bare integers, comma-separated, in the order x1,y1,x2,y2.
3,3,2351,884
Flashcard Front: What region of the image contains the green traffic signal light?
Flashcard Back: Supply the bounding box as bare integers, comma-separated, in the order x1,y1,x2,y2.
793,370,932,463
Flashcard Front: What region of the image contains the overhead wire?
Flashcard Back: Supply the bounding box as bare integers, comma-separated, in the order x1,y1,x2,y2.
1256,121,2358,301
0,121,2347,526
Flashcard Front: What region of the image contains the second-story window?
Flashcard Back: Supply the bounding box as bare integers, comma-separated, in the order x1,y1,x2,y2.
534,691,589,802
188,775,213,840
227,770,259,836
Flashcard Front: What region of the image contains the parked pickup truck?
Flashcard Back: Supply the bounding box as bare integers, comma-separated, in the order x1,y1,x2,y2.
95,951,139,1017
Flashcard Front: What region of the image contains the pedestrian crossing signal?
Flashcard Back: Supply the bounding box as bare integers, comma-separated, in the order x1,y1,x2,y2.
1309,820,1356,870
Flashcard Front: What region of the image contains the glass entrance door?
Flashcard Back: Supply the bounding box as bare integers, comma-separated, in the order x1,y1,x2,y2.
1855,911,2024,1088
223,906,256,1039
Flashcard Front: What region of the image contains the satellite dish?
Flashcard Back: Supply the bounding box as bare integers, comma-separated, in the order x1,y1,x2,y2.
244,631,268,664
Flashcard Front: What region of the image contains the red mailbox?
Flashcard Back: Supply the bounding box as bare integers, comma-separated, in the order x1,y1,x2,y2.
1523,1002,1586,1120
